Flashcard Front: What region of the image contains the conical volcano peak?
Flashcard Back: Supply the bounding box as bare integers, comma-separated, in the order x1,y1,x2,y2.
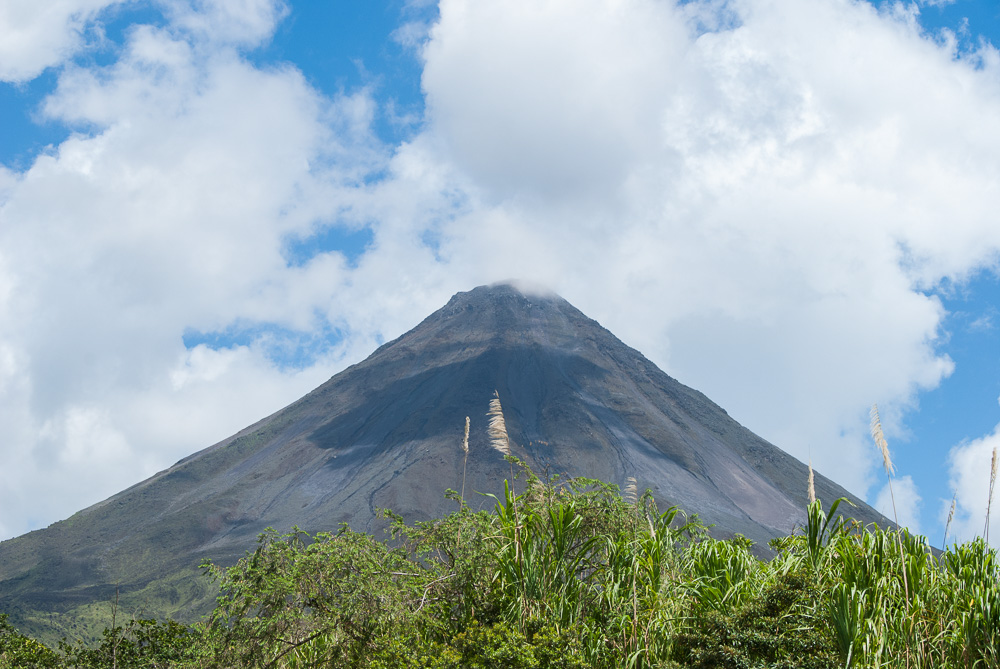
379,281,600,361
0,283,890,644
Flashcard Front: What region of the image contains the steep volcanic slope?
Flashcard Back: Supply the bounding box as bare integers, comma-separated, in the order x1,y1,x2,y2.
0,282,886,640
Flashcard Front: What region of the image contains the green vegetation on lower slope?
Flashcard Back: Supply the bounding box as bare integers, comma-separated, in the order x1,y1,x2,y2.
0,416,300,647
7,565,216,649
3,464,999,668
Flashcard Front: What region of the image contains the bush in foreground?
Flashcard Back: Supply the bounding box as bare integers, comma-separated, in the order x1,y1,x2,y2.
5,466,1000,668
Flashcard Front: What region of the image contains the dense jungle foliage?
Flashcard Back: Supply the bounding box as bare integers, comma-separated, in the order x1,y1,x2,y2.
2,463,999,668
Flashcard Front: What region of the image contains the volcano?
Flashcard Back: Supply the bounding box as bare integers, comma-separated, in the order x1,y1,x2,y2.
0,282,885,641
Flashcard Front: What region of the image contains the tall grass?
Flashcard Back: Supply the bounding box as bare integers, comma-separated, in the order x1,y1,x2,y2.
808,460,816,506
870,404,910,610
487,391,511,457
944,493,956,549
460,416,470,503
986,447,997,543
11,466,1000,668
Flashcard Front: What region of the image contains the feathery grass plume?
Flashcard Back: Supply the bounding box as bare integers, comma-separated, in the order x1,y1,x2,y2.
462,416,470,455
870,404,894,477
624,477,638,506
986,447,998,542
870,403,909,605
807,460,816,506
487,391,511,457
944,493,956,548
460,416,470,504
486,391,521,563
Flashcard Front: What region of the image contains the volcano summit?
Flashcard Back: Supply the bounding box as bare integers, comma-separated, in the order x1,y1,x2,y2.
0,282,885,640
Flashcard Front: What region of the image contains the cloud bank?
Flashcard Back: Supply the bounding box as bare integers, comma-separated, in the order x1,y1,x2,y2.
1,0,999,541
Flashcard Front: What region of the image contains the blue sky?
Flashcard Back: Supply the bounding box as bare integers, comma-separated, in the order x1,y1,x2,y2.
1,0,999,546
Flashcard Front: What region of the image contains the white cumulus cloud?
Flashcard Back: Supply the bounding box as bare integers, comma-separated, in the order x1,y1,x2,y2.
163,0,290,47
0,0,124,82
3,0,1000,542
0,0,397,538
406,0,999,501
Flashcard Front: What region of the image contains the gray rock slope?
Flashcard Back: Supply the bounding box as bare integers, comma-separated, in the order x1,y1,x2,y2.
0,282,886,636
